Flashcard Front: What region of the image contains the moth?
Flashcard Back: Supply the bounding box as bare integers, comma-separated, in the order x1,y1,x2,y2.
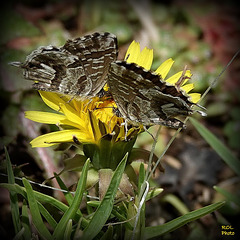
12,32,118,98
107,61,205,129
12,31,204,129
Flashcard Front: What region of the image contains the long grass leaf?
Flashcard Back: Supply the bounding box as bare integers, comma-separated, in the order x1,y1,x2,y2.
12,227,25,240
87,201,133,230
37,202,57,229
214,186,240,207
144,201,225,239
54,173,74,205
190,118,240,176
4,147,22,236
0,182,89,227
21,200,31,240
53,159,90,239
138,163,145,194
22,178,52,240
64,219,72,240
54,173,85,221
136,163,146,240
82,153,128,240
100,225,113,240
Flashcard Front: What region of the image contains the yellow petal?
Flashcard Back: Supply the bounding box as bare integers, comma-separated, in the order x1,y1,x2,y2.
59,103,85,127
59,119,87,130
188,93,201,103
165,72,181,84
185,70,192,78
137,47,153,70
165,70,192,85
182,70,192,85
25,111,66,124
155,58,174,79
71,98,82,113
30,130,93,148
125,40,140,63
39,91,66,112
88,111,102,141
103,83,109,92
181,83,194,93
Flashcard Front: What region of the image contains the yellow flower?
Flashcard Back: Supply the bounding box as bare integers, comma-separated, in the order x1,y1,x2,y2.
25,91,129,147
125,40,201,103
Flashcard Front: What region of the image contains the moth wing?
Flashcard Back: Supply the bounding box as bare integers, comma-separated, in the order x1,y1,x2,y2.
108,61,192,128
18,45,91,97
63,32,118,97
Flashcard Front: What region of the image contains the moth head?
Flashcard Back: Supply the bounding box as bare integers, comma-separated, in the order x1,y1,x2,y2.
10,47,60,83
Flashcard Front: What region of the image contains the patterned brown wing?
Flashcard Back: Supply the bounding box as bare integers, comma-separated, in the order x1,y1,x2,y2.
63,32,118,97
107,61,194,128
13,32,118,98
17,45,91,96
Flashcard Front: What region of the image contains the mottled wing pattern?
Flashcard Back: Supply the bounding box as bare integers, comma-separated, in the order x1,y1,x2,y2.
17,32,118,98
63,32,118,97
108,61,194,128
21,45,89,96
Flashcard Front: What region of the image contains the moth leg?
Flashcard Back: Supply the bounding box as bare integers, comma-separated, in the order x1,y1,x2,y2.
143,126,156,141
119,119,129,141
124,119,129,141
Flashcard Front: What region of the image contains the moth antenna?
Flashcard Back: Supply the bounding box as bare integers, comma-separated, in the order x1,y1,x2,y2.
200,48,240,102
9,61,22,67
191,50,240,115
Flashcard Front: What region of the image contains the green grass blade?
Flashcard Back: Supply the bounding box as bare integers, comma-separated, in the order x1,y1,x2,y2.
53,159,90,239
73,218,83,240
22,178,52,240
82,153,128,240
146,188,163,201
162,194,189,215
214,186,240,207
1,183,65,211
37,202,57,229
87,201,133,230
100,225,113,240
190,118,240,176
54,173,84,218
0,182,89,227
4,147,22,236
64,219,72,240
21,200,31,240
12,227,25,240
54,173,74,205
138,163,145,194
144,201,225,239
136,163,146,240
